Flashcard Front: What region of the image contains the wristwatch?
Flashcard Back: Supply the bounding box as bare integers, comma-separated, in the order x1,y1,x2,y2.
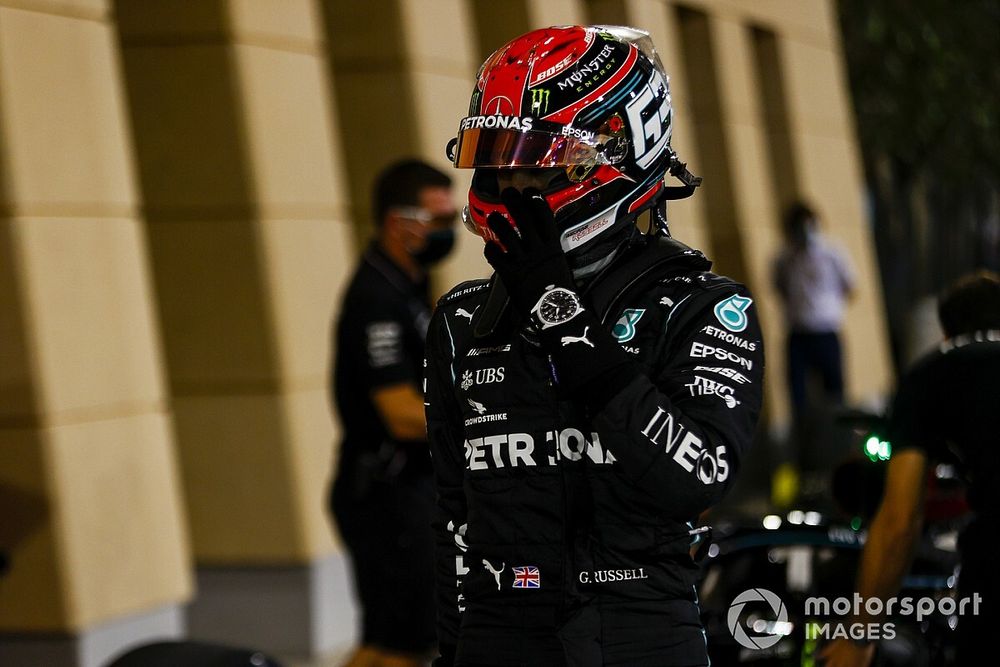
531,286,584,329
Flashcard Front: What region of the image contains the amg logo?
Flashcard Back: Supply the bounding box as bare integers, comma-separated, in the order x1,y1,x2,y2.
468,344,512,356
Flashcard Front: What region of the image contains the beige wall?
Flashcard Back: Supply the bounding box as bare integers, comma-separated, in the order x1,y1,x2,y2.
322,0,489,298
117,0,351,563
0,0,190,631
0,0,891,645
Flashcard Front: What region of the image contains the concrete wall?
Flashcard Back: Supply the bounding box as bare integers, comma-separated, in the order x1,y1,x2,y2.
0,0,892,663
0,0,190,659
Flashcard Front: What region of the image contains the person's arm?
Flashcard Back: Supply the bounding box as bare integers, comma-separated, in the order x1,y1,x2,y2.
482,187,764,517
372,382,427,441
348,303,427,440
832,244,856,299
424,307,468,665
569,291,765,516
818,449,929,667
856,449,928,609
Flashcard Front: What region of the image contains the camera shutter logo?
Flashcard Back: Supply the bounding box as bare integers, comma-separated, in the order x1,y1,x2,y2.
727,588,788,650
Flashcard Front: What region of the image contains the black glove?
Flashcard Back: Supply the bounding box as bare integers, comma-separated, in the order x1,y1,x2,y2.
483,187,637,411
483,187,575,315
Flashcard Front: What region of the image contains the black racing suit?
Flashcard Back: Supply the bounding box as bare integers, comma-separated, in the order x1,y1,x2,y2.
331,244,436,653
424,237,764,666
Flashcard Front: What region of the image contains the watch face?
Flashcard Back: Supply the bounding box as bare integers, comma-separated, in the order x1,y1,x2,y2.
539,289,580,324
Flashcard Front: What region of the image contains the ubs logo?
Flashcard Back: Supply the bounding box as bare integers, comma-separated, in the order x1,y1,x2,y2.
460,367,506,391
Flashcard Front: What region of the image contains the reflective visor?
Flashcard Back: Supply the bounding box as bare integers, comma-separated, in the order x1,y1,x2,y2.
452,119,617,169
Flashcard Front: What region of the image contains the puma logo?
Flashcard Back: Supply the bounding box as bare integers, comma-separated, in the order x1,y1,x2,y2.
483,559,505,590
455,306,478,321
560,326,594,348
468,398,487,415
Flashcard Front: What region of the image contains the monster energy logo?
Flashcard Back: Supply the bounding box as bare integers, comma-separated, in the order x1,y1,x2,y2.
531,88,550,114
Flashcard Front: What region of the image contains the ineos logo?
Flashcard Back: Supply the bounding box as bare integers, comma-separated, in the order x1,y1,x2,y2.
727,588,788,650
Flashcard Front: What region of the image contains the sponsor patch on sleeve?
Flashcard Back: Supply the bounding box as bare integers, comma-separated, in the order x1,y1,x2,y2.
366,321,402,368
713,294,753,333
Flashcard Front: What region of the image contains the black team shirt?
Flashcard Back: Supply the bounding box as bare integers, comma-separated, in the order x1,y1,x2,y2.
333,244,432,488
886,329,1000,531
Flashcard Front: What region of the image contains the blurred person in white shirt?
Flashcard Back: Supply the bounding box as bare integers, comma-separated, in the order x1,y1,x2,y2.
773,201,855,416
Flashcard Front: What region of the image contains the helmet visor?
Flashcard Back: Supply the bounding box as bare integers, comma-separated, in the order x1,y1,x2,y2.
451,122,619,169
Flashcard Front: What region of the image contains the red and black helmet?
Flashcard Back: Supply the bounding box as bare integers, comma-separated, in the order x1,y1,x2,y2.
447,25,700,260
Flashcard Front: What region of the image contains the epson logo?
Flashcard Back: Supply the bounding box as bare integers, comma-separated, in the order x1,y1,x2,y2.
560,126,596,141
690,341,753,371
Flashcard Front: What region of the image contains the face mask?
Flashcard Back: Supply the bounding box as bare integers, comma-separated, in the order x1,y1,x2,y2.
414,228,455,266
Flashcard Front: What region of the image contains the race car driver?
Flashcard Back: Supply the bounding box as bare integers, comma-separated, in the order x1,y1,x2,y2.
424,26,765,666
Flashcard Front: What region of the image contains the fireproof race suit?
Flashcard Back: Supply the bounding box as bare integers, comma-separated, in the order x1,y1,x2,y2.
424,236,764,666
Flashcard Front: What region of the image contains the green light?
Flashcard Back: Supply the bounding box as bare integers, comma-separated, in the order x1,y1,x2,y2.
850,516,862,531
878,440,892,461
865,436,880,461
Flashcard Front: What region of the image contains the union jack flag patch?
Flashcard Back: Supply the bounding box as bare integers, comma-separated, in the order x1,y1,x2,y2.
512,566,540,588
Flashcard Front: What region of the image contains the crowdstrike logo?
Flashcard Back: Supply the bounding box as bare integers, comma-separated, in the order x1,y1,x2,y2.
727,588,789,650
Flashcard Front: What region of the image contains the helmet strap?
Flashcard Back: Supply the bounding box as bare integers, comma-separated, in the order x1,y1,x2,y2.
651,198,670,238
661,149,703,201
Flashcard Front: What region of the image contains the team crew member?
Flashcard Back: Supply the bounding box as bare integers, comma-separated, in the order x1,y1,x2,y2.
331,159,458,667
820,272,1000,666
425,26,764,666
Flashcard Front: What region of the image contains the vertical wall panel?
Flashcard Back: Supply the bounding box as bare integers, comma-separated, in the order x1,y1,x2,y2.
0,0,190,641
324,0,486,297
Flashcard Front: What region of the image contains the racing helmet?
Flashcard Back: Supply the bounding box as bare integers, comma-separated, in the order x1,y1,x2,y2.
447,25,701,262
